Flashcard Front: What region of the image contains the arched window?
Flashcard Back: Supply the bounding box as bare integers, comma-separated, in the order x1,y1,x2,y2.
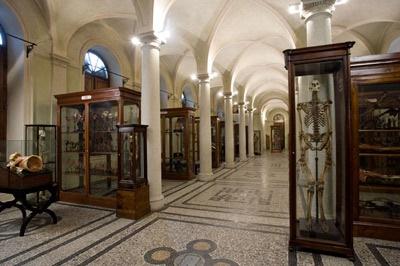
83,50,110,91
273,114,284,123
181,92,188,107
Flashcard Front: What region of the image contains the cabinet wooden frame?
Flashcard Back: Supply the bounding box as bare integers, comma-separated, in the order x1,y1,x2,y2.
161,107,196,180
55,87,141,208
116,124,150,220
284,42,355,258
351,52,400,241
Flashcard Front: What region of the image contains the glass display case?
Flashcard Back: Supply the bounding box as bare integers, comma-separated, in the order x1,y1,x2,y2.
116,124,150,219
351,52,400,241
161,107,196,180
284,42,355,258
271,125,283,153
55,87,141,208
254,130,261,155
220,121,225,162
211,116,221,168
25,125,57,181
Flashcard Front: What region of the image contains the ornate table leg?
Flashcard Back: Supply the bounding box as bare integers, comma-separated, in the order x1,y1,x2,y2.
0,199,27,219
16,184,58,236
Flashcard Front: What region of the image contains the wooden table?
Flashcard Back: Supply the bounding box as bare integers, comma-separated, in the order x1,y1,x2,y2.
0,166,57,236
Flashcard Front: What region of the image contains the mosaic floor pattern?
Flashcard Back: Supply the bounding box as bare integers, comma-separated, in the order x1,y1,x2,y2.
0,152,399,265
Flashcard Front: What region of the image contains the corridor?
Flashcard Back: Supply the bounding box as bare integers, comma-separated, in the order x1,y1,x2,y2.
0,154,399,265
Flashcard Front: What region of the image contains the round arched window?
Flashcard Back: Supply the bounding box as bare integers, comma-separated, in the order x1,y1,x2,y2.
273,114,284,123
84,51,108,79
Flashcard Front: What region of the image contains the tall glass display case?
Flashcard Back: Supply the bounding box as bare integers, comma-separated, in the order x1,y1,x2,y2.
351,52,400,241
161,107,196,180
55,87,141,208
25,125,57,181
284,42,355,258
220,121,225,162
116,124,150,219
254,130,261,155
211,116,221,168
271,125,283,153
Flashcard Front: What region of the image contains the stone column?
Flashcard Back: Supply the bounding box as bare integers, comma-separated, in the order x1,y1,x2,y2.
238,102,247,161
302,0,335,46
224,92,235,168
247,108,255,157
140,32,164,210
198,74,213,181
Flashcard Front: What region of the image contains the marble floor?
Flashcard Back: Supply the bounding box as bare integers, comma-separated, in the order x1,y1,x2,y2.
1,153,400,265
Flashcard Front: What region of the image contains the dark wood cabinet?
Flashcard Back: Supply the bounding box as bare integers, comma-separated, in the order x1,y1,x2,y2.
55,87,141,208
271,125,284,153
284,42,355,258
211,116,222,168
161,107,196,180
351,52,400,241
116,124,150,220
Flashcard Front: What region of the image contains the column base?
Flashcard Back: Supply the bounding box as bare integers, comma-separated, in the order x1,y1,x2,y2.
150,194,165,211
225,162,236,169
198,172,214,182
240,156,247,162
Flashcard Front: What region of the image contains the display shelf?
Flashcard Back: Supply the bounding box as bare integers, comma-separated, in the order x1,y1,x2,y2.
351,52,400,241
284,42,355,258
161,108,196,180
360,185,400,193
56,87,141,208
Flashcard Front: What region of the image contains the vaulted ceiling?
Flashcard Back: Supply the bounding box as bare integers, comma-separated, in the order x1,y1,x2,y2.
8,0,400,118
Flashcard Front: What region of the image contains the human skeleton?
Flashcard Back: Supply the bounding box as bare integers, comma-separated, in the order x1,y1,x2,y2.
297,80,332,232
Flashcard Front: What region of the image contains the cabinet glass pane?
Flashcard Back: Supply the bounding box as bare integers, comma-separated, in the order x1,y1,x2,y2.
61,105,85,192
123,103,140,124
294,60,346,243
164,116,187,173
89,101,118,197
358,82,400,220
120,130,145,183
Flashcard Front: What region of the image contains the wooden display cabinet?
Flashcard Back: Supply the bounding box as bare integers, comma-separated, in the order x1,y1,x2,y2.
194,116,222,169
254,130,261,155
161,108,196,180
55,87,141,208
116,124,150,220
234,124,248,158
284,42,355,258
220,121,225,162
271,125,284,153
351,52,400,241
211,116,222,168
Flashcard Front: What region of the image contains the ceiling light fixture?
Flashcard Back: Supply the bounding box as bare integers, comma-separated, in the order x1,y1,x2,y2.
335,0,348,5
190,74,198,81
131,36,142,46
288,3,302,14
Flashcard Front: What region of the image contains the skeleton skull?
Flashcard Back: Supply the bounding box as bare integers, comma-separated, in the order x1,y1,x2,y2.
310,80,320,92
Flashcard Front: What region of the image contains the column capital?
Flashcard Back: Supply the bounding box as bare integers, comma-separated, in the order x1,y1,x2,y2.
301,0,335,21
197,73,210,83
138,31,163,50
223,92,232,99
238,102,245,106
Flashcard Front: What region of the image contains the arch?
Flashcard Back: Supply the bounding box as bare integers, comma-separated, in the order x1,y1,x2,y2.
78,42,125,90
388,36,400,53
181,82,196,108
